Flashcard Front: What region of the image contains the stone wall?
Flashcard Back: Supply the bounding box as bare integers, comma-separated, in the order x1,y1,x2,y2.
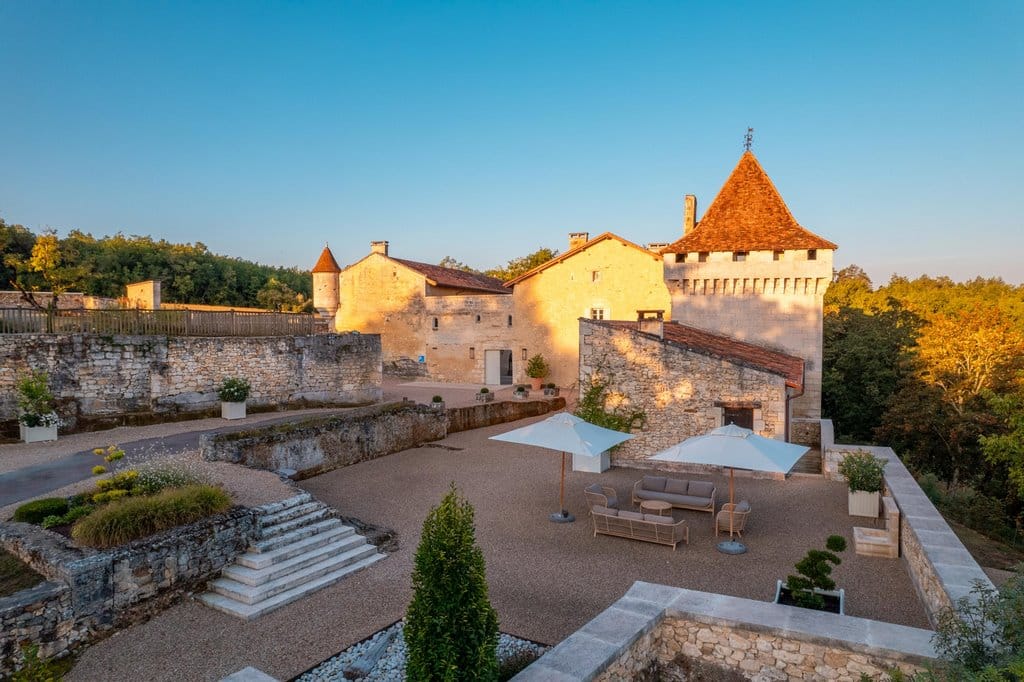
446,397,566,434
0,291,120,310
790,417,821,448
819,420,994,628
0,333,382,426
579,319,788,463
200,402,447,477
0,506,259,675
514,582,935,681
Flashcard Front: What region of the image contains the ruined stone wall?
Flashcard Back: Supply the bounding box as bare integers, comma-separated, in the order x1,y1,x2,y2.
0,582,84,677
0,333,381,424
579,319,788,463
511,238,671,387
664,248,832,419
446,397,565,434
0,291,120,310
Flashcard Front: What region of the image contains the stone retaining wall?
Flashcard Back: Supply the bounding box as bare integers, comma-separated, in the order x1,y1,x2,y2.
0,333,382,429
445,397,565,434
0,506,259,674
200,402,448,477
514,582,936,681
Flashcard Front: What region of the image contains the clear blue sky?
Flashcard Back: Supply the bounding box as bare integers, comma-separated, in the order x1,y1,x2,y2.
1,1,1022,285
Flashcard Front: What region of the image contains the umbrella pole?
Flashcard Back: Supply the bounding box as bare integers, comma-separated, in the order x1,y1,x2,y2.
717,466,746,554
729,467,735,537
550,451,575,523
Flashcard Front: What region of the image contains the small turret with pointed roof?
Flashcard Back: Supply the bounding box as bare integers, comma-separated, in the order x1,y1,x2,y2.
311,243,341,320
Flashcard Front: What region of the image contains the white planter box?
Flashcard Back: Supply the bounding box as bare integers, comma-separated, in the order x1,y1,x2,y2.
848,490,880,518
572,451,610,473
221,401,247,420
21,423,58,443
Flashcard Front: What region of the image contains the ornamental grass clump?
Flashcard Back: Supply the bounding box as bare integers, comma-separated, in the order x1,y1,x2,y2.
71,484,231,548
405,484,499,681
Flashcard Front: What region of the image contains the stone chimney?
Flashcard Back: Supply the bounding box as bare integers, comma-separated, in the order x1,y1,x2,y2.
370,240,389,256
683,195,697,235
637,310,665,338
568,232,590,250
647,242,669,253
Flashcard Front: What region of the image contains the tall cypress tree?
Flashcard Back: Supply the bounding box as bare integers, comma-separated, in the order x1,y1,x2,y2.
405,484,499,681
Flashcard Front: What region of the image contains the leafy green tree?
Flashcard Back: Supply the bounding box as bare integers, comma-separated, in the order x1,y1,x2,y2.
438,256,480,273
484,247,558,282
982,392,1024,502
5,230,88,312
405,484,499,681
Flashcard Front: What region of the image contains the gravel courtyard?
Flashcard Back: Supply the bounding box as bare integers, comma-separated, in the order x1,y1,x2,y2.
67,415,930,681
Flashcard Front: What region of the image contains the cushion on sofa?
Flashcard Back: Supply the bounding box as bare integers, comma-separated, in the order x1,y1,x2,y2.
687,481,715,498
664,478,690,495
642,476,667,492
644,514,675,524
591,506,618,516
619,510,645,521
735,501,751,513
634,490,678,504
675,494,714,509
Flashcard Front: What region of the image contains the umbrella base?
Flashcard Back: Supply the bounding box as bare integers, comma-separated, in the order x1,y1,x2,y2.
717,540,747,555
549,511,575,523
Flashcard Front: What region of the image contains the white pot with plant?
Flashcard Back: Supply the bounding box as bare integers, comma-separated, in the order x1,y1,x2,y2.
837,450,886,517
218,377,251,420
16,370,59,443
525,354,549,391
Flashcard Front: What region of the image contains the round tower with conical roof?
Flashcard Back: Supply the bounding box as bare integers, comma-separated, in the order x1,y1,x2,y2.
312,244,342,320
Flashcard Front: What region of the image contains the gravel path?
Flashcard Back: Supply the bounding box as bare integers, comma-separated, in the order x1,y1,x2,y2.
66,415,931,682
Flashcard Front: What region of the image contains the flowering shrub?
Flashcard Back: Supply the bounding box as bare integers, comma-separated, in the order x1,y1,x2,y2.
134,459,209,495
16,371,57,427
218,377,251,402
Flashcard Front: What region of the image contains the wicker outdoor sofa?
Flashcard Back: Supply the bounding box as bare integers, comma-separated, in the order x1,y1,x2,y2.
632,475,716,517
590,505,689,550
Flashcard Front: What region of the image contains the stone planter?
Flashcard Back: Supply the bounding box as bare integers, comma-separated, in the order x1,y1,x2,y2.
774,580,845,615
848,490,880,518
475,392,494,403
529,377,544,391
20,423,58,443
512,390,529,401
221,401,247,420
430,401,446,411
543,387,560,397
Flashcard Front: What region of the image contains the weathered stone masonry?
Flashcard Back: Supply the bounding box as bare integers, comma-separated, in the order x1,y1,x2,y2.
0,333,382,426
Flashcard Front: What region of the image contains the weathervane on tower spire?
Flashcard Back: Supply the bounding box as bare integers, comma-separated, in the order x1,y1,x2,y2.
743,127,754,152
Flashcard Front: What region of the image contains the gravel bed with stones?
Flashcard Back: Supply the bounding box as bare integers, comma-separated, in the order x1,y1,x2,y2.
297,621,547,681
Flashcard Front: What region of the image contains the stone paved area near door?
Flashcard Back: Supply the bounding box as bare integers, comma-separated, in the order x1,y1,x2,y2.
66,415,930,682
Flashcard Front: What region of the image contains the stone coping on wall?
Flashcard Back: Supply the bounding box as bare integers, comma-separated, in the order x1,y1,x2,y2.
513,581,936,681
819,418,994,624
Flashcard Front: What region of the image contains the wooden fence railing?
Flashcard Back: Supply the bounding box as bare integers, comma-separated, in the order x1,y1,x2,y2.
0,308,322,336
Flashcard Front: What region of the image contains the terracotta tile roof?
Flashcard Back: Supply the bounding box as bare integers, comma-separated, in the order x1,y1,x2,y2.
661,152,837,254
595,319,804,391
312,246,342,273
393,258,510,294
503,232,661,287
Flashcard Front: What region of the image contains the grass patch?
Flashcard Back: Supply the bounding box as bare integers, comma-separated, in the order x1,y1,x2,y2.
0,549,44,598
71,485,232,548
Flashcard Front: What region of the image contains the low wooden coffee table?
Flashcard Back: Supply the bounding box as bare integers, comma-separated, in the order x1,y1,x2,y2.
639,500,672,516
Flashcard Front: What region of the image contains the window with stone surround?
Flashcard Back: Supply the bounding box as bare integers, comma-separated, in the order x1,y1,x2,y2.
591,270,601,282
732,251,747,262
807,249,817,260
773,250,784,261
432,317,438,330
698,252,709,263
590,308,605,320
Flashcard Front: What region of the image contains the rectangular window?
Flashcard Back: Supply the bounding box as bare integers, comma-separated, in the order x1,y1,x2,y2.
773,250,784,261
590,308,605,320
591,270,601,282
432,317,438,330
469,347,475,359
507,315,513,327
675,253,686,263
732,251,747,262
698,252,709,263
807,249,817,260
521,348,528,360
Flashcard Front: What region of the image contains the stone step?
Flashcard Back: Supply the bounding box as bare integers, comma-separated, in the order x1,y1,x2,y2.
260,501,322,529
198,553,385,620
252,518,343,553
255,493,312,517
210,544,381,605
238,525,355,570
259,507,332,539
224,534,369,586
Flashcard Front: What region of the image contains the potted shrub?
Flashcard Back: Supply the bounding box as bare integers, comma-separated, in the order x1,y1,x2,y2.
774,534,847,614
543,382,559,397
16,370,59,443
430,395,445,410
838,450,886,517
512,385,529,400
525,354,549,391
218,377,251,420
475,387,494,403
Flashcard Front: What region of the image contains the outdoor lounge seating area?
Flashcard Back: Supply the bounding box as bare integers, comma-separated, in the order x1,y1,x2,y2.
590,505,689,549
631,475,716,515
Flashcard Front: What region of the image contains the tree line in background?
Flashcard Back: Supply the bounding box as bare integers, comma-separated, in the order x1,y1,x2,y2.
823,266,1024,546
0,218,313,311
439,247,559,282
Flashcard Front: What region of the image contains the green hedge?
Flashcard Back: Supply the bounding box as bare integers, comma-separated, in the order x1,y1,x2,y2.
71,485,232,548
13,498,69,525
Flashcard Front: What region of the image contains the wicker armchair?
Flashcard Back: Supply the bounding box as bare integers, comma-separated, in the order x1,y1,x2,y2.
583,484,619,510
715,501,751,538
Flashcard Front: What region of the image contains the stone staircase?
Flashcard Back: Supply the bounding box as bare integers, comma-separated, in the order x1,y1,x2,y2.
199,493,385,620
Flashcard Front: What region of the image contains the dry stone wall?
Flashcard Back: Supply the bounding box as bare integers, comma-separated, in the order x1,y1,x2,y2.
0,581,84,677
0,333,381,426
579,319,788,463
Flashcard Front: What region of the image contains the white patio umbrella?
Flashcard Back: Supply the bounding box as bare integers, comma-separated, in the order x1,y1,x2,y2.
490,412,634,523
649,423,809,553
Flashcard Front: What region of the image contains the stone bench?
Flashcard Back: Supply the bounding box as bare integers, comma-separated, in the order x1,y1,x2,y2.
854,495,899,558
